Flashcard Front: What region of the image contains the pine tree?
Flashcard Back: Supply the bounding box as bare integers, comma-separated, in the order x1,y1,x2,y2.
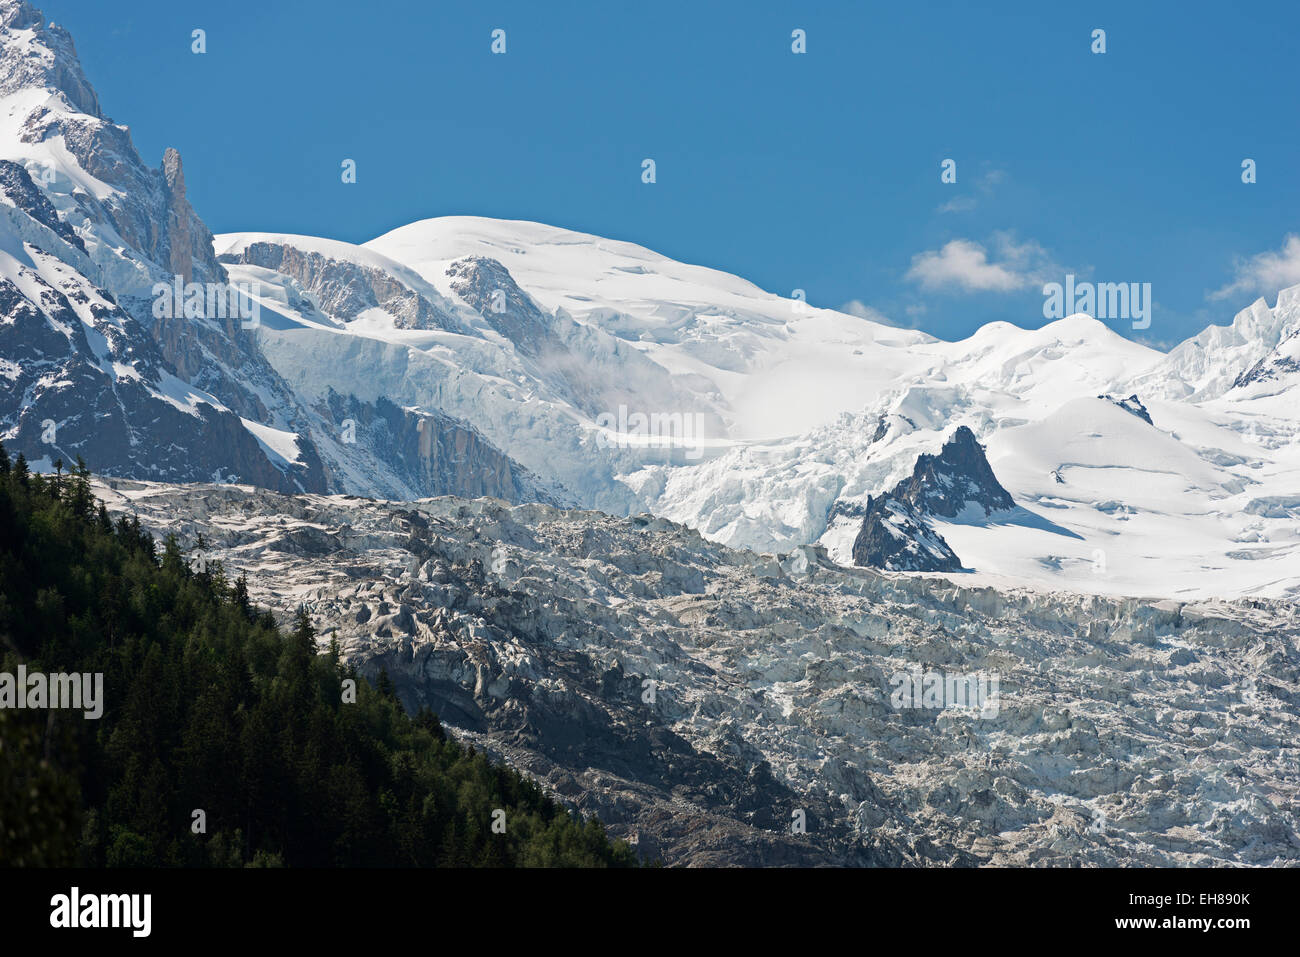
290,606,315,655
69,457,92,517
232,573,252,621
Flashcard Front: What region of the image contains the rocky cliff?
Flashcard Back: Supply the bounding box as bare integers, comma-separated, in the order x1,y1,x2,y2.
853,426,1014,571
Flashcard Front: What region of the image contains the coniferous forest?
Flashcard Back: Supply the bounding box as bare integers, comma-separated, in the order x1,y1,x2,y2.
0,444,638,868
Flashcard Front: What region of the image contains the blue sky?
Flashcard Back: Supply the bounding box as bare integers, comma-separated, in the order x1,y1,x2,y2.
45,0,1300,346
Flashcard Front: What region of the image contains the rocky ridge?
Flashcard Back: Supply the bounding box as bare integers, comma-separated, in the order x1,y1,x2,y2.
0,0,553,504
852,426,1015,572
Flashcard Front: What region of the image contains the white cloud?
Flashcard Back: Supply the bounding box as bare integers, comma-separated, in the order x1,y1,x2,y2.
905,234,1058,294
1209,235,1300,301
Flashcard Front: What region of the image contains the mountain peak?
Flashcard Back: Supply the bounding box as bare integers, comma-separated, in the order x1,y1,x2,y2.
904,426,1016,518
0,0,102,118
851,426,1015,572
1039,313,1123,341
0,0,40,28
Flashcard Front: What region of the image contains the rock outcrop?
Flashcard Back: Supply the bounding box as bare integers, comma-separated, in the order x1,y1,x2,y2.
317,390,564,504
1100,393,1154,425
853,426,1013,571
221,241,465,333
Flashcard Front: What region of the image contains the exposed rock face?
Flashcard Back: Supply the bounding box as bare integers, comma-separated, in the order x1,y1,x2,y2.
107,480,1300,868
852,497,964,572
1,3,224,298
0,256,303,490
221,241,464,332
161,148,210,284
0,1,100,116
317,390,564,505
892,426,1014,519
1101,393,1153,425
444,255,609,417
0,0,315,486
447,256,560,358
1234,328,1300,389
0,159,84,251
853,426,1013,571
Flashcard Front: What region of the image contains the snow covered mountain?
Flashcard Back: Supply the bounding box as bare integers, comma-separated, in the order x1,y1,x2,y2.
4,0,1298,873
212,217,926,515
211,205,1300,600
222,216,1300,599
2,0,1298,601
0,0,553,503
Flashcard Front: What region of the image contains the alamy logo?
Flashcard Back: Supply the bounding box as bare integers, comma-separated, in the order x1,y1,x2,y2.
595,405,706,460
50,887,150,937
1042,274,1151,330
0,665,103,719
889,668,1000,717
152,275,261,328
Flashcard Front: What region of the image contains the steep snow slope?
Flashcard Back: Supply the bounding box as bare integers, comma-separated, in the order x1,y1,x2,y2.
931,397,1300,599
215,232,662,511
0,1,316,488
366,216,934,441
650,316,1163,550
215,221,933,511
0,1,323,488
1135,287,1300,402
